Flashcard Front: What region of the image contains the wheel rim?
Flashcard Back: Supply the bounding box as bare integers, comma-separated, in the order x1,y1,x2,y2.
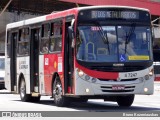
20,80,26,98
53,81,62,102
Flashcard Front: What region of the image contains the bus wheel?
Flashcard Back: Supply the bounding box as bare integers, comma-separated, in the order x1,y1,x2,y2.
19,78,31,102
53,77,69,107
116,95,134,107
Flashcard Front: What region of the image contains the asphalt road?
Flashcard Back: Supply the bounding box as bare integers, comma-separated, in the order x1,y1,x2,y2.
0,82,159,112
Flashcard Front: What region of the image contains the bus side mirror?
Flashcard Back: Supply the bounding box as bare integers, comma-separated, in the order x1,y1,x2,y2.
68,26,75,48
69,19,75,48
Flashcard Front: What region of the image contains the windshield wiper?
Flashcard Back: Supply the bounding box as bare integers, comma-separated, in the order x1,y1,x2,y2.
124,23,136,54
92,21,110,54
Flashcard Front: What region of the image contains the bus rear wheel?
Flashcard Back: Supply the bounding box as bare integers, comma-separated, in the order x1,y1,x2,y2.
116,95,134,107
19,78,31,102
52,76,69,107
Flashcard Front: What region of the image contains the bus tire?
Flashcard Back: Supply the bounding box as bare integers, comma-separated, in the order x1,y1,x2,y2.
19,77,31,102
116,95,134,107
52,76,69,107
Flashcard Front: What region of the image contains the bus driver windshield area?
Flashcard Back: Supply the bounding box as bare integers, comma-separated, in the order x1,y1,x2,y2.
76,9,152,64
76,25,151,62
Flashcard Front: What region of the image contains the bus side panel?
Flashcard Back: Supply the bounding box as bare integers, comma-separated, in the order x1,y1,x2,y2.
43,54,63,95
43,54,57,95
39,55,45,94
17,57,30,94
5,58,11,91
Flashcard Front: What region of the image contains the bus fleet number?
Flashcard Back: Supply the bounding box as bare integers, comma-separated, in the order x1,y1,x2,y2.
124,72,137,78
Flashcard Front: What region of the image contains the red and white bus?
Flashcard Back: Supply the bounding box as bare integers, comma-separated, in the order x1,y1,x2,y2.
5,6,154,107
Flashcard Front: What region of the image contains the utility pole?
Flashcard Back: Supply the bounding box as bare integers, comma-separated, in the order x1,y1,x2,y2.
0,0,13,16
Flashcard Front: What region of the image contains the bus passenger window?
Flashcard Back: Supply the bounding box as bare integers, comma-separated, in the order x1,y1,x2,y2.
50,38,55,52
55,38,62,51
19,42,29,55
42,23,50,37
49,37,62,52
49,21,62,52
40,39,49,54
18,28,29,56
40,24,50,54
7,32,11,57
20,28,29,41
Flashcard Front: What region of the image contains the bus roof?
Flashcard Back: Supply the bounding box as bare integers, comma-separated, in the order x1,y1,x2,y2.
77,5,149,12
6,5,149,30
6,8,78,30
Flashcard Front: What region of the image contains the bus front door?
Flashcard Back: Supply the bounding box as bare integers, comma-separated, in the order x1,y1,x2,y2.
30,28,40,93
10,32,18,91
64,20,74,94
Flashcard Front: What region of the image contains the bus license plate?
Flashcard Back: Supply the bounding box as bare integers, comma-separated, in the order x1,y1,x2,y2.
112,85,125,90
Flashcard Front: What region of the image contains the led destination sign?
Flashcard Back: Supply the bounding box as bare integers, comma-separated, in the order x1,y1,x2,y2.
91,11,139,19
78,9,150,23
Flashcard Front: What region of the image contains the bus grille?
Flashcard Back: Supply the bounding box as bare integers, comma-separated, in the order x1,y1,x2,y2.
89,66,145,72
99,78,137,82
100,86,135,93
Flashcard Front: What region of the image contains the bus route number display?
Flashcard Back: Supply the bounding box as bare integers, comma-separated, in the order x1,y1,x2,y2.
91,11,139,19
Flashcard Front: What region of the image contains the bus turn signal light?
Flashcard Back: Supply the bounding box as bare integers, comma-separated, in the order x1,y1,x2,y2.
78,69,84,77
149,69,154,76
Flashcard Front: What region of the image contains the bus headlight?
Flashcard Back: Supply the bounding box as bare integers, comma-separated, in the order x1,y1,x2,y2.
144,88,148,92
139,77,144,83
78,69,84,77
145,75,149,80
91,78,97,83
149,69,154,76
85,88,90,93
85,75,90,81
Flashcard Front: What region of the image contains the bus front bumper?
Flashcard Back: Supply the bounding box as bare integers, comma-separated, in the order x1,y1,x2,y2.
75,76,154,96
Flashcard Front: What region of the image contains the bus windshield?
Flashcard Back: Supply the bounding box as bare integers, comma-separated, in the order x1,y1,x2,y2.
76,24,152,63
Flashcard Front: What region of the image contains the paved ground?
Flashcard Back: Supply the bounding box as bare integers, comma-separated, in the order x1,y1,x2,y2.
0,82,159,112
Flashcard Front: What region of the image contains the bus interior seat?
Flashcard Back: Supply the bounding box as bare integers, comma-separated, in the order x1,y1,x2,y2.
86,42,96,60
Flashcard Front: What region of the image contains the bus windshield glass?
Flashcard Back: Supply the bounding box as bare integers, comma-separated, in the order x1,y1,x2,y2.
76,24,152,62
76,8,152,63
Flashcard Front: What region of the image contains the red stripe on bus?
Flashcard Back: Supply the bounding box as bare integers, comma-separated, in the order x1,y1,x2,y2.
46,8,77,20
75,61,118,80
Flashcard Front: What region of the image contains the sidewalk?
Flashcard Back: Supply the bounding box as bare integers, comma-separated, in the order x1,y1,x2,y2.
0,89,10,94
